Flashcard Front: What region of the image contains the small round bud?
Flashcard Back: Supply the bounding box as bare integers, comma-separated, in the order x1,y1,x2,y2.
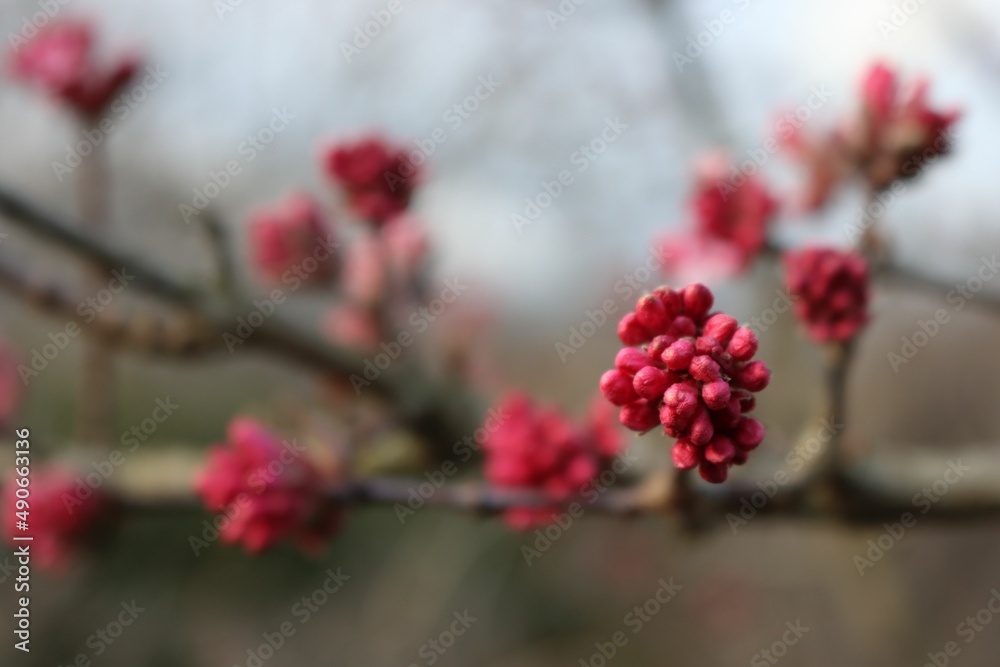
682,283,714,320
738,360,771,392
662,339,695,371
615,348,651,376
727,327,758,361
599,370,639,406
617,313,651,346
703,313,738,346
690,355,721,382
672,440,699,470
619,400,660,432
701,379,731,410
632,366,671,401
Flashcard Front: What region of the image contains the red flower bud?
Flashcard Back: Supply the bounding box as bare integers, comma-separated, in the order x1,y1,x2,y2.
690,355,721,382
599,370,639,406
701,379,731,410
618,312,651,345
636,294,670,332
703,313,738,346
727,327,758,361
682,283,714,320
662,338,696,371
672,440,699,470
738,361,771,392
619,400,660,432
632,366,670,401
615,347,652,376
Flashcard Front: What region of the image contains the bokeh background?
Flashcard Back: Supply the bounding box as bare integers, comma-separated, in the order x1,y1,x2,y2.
3,0,1000,665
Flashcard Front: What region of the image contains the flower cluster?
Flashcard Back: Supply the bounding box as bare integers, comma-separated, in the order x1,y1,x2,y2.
195,418,341,554
11,21,137,116
322,136,421,224
784,62,960,210
784,247,870,343
483,393,622,529
3,467,111,571
249,193,337,286
657,153,778,279
600,283,770,483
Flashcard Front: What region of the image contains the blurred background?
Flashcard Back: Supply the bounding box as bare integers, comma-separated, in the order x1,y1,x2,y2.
3,0,1000,665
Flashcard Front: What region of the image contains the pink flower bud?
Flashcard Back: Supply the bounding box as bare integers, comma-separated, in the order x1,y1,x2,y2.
682,283,714,320
701,379,731,411
646,335,676,363
632,366,670,401
690,355,721,382
636,294,670,332
695,335,724,357
705,435,736,464
600,370,639,406
738,361,771,392
615,347,652,376
665,382,699,420
727,327,758,361
619,401,660,432
668,316,697,338
617,312,651,345
323,135,420,224
662,338,695,371
653,287,682,319
703,313,738,346
734,417,765,450
672,440,699,470
689,405,714,446
698,460,729,483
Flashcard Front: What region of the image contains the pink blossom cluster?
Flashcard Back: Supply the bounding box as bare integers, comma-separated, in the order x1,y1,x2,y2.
657,154,778,279
249,193,337,287
483,393,623,529
195,418,341,554
600,284,770,483
784,247,870,343
322,135,422,225
3,467,111,571
11,21,137,116
785,62,960,210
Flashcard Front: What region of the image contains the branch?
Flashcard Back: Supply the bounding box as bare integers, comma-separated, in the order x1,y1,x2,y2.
0,183,482,449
